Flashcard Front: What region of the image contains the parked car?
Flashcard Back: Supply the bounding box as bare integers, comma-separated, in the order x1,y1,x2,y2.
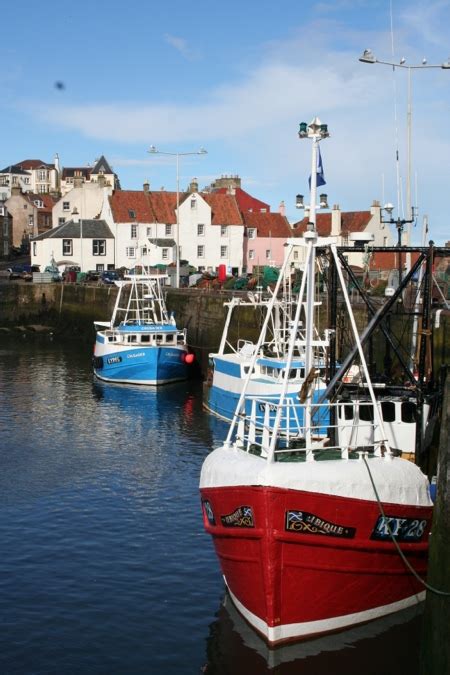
100,270,120,285
7,265,26,279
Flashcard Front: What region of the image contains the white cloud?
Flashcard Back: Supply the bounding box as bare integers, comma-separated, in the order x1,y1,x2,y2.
163,33,199,60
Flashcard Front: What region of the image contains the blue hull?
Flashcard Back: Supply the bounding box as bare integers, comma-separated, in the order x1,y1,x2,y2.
205,384,329,434
93,345,188,385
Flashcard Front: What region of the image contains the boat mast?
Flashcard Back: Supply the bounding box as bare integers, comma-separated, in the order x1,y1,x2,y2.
299,118,329,452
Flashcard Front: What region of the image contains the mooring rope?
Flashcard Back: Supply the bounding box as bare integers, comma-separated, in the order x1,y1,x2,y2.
363,456,450,597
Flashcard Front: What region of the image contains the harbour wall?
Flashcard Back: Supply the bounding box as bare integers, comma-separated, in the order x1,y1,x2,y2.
0,281,449,377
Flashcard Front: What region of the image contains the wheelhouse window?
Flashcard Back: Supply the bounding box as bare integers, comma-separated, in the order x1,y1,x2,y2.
93,239,106,256
62,239,72,256
381,401,396,423
359,404,374,422
402,401,416,424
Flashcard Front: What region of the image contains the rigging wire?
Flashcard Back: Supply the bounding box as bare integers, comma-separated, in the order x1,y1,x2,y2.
389,0,403,218
363,456,450,597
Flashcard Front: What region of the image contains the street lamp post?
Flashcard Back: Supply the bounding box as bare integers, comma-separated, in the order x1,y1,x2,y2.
359,50,450,251
147,146,207,288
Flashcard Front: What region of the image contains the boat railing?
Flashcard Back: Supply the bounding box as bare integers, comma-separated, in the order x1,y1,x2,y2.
229,397,390,462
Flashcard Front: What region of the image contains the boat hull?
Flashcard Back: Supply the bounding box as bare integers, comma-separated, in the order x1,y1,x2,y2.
200,477,431,645
93,342,189,385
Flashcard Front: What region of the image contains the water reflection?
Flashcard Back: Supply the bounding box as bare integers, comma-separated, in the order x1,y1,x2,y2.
204,592,424,675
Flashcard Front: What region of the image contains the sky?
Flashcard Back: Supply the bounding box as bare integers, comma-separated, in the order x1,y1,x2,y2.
2,0,450,244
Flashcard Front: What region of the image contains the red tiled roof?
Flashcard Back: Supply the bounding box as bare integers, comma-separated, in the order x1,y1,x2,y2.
201,193,243,225
292,211,372,237
15,159,54,170
109,191,156,222
214,187,270,213
242,211,291,237
27,192,58,212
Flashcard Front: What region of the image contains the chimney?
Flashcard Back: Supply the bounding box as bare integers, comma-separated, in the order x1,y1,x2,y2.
331,204,341,237
11,186,22,196
72,206,79,223
54,153,60,173
143,180,150,193
279,200,286,217
74,176,83,188
189,178,198,193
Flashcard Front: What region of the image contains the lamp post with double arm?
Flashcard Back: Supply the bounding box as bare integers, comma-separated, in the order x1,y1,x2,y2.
147,146,207,288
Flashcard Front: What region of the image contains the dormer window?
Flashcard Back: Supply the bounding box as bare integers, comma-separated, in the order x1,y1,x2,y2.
128,209,136,219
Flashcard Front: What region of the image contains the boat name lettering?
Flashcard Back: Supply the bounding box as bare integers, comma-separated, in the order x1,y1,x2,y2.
221,506,254,528
285,510,356,538
370,515,428,541
258,403,277,413
107,356,122,364
127,352,145,359
202,500,215,526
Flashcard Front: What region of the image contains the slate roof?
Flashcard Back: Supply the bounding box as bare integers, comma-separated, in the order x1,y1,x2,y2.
242,211,291,237
292,211,372,237
150,238,176,247
91,155,114,175
31,219,113,241
0,165,31,175
61,167,91,179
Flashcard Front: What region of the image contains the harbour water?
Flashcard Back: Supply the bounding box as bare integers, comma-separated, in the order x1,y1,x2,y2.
0,336,425,674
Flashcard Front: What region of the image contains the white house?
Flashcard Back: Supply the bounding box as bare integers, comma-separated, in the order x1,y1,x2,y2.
31,213,115,273
53,180,113,227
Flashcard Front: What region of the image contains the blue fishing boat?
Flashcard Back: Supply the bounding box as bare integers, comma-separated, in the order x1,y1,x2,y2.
93,274,193,385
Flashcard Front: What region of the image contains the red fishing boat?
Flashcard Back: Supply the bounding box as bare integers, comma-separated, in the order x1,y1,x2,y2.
199,118,432,645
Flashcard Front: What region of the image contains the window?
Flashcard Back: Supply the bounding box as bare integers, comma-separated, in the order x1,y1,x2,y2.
221,226,227,237
146,226,152,236
359,404,374,422
96,264,104,272
63,201,70,212
191,198,196,209
34,199,43,208
266,250,271,259
58,217,66,226
249,250,255,259
24,204,28,209
402,402,416,424
165,224,172,236
141,246,148,256
28,215,33,225
93,239,106,256
131,223,137,238
293,250,299,260
38,185,47,194
247,228,256,239
197,245,204,258
23,177,30,185
62,239,72,256
38,170,48,181
220,246,227,258
197,223,204,236
128,209,136,219
381,401,396,423
126,247,136,258
162,248,168,259
33,242,37,256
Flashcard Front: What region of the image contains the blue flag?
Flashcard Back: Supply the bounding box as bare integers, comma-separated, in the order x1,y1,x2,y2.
309,145,326,189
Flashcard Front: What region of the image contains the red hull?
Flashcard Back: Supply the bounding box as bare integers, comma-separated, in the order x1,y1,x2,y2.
200,485,431,644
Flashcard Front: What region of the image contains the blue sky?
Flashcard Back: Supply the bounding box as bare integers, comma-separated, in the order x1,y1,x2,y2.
2,0,450,244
